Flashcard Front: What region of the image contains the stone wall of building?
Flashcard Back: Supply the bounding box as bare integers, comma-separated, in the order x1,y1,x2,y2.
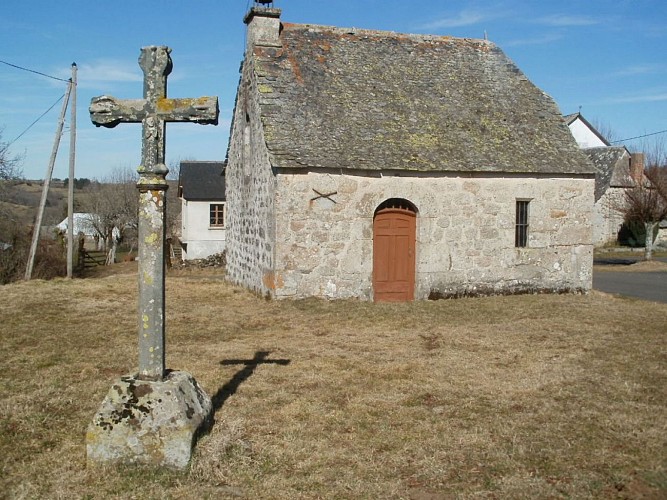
656,223,667,248
225,58,277,296
593,187,626,246
271,171,594,300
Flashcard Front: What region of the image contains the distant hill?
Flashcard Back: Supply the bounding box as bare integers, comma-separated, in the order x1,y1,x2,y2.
0,180,68,233
0,179,181,243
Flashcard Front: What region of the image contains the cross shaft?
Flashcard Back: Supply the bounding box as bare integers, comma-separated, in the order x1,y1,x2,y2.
90,46,218,380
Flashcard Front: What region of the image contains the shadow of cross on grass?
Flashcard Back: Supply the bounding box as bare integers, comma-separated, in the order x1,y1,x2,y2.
212,351,290,413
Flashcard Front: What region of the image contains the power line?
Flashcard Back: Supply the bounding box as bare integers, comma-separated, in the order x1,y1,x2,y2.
0,58,70,83
611,128,667,144
7,93,67,146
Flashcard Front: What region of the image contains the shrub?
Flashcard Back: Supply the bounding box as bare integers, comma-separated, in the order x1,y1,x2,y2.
619,219,659,247
0,226,67,284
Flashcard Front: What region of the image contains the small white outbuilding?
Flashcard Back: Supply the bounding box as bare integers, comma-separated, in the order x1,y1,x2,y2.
56,213,99,238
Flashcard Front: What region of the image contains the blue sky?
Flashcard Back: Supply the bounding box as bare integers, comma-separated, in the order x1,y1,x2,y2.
1,0,665,180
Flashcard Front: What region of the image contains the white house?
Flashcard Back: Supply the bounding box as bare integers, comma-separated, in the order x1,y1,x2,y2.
177,161,227,260
564,113,610,149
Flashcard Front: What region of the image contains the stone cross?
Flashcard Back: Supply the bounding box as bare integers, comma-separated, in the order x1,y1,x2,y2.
90,46,218,381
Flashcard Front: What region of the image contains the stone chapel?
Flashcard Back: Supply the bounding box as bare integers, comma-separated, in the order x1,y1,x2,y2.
224,6,595,301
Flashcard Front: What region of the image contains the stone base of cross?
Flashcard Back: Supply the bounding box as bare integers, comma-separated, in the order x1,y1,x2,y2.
86,371,212,469
85,46,219,469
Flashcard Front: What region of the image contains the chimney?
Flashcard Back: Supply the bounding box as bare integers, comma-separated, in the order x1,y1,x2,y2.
630,152,645,183
244,5,282,50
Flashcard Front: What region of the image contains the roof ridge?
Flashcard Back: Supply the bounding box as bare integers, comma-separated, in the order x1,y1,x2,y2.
281,21,493,46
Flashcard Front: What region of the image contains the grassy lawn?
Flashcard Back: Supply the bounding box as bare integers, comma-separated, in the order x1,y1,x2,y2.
594,247,667,261
1,268,666,498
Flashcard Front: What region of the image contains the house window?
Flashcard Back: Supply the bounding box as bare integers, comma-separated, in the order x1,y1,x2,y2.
210,203,225,228
515,200,530,247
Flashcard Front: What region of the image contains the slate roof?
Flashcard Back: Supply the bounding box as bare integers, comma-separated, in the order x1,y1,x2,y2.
583,146,634,201
178,161,225,201
563,113,578,124
250,21,594,175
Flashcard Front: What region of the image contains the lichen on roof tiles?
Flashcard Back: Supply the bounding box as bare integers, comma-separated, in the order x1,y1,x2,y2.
583,146,634,200
250,22,594,175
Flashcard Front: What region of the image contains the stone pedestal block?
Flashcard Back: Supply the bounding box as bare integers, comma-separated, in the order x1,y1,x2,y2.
86,371,212,469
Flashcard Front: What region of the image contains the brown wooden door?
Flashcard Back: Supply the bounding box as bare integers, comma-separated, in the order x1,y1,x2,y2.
373,208,416,302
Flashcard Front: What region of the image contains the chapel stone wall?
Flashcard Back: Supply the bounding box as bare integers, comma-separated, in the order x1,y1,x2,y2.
225,58,276,297
271,171,594,300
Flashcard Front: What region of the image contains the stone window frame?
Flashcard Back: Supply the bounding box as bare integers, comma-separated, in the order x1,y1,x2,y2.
209,203,226,229
515,199,530,247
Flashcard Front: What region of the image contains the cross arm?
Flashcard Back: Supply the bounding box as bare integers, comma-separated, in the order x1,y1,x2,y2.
90,95,219,128
157,97,219,125
90,95,147,128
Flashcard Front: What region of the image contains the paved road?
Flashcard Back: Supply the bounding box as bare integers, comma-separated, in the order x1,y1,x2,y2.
593,257,667,303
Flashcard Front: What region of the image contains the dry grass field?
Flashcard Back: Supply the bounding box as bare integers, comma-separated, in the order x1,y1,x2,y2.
1,267,666,499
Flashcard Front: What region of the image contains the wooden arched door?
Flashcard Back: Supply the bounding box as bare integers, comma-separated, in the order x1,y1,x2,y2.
373,203,416,302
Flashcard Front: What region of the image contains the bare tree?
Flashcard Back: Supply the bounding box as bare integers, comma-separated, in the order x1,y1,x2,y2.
166,156,195,181
622,164,667,260
0,129,24,245
167,158,181,181
166,158,189,238
79,166,138,263
590,119,618,144
78,160,190,264
638,135,667,171
0,129,24,182
0,130,24,223
0,130,68,282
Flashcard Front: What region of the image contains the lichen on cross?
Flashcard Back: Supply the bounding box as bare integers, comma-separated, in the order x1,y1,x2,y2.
89,46,219,381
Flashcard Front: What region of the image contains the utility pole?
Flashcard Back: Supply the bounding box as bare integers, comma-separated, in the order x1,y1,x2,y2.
24,78,72,281
67,63,77,278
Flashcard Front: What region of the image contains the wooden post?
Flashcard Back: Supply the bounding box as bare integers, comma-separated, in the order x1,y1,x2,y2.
25,80,72,281
67,63,77,278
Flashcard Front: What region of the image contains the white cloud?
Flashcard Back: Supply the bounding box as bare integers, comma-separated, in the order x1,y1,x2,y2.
57,60,143,89
612,64,666,78
419,9,490,30
606,92,667,104
536,14,598,27
503,33,563,47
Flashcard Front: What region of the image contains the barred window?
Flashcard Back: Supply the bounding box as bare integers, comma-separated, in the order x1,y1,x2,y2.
515,200,529,247
210,203,225,228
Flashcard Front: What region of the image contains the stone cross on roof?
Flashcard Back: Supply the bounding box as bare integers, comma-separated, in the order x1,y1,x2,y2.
90,46,218,381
